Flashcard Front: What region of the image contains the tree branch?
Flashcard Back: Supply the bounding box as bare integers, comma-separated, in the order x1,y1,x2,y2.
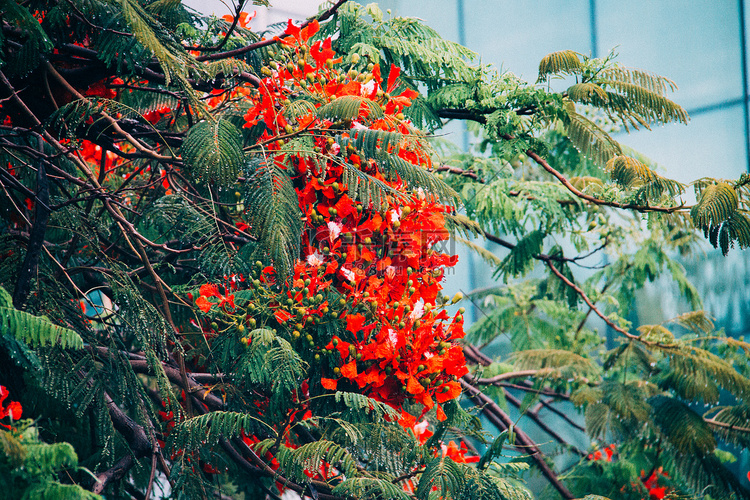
460,376,575,499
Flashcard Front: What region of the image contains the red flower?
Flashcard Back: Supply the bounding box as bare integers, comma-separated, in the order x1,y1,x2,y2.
0,386,22,427
195,284,235,312
221,11,254,29
441,440,479,464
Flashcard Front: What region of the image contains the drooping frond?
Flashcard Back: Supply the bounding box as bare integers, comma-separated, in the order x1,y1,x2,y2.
650,342,750,402
334,391,403,422
332,477,412,500
0,286,83,349
1,0,53,77
566,82,609,103
181,119,244,185
168,411,273,453
599,67,678,96
337,127,460,205
582,79,689,130
663,450,750,500
444,213,484,238
276,440,357,482
537,50,582,82
116,0,198,86
497,230,544,279
415,454,466,499
455,236,502,267
202,58,255,81
317,96,385,124
563,99,622,167
341,162,400,212
690,181,750,254
649,396,750,499
584,380,657,439
378,151,460,206
284,99,318,121
330,3,479,92
606,155,684,203
666,310,714,334
706,404,750,448
691,182,739,228
242,156,303,279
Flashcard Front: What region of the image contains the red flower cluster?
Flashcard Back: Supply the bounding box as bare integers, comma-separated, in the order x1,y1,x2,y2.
228,18,467,422
196,283,236,313
641,468,669,500
588,443,615,462
188,19,469,485
0,386,22,429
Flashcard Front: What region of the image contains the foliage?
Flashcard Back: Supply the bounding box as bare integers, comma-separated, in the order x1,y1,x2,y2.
0,1,748,500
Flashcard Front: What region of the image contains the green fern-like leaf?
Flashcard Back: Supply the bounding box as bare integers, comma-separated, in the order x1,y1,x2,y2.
650,342,750,402
0,287,83,349
242,156,303,279
317,96,385,123
1,0,53,77
563,99,622,167
566,82,608,103
691,182,739,228
277,441,357,482
690,182,750,253
168,411,273,453
650,395,716,454
709,211,750,255
510,348,599,379
600,67,678,96
537,50,582,82
667,310,714,334
334,391,403,422
497,230,545,279
598,79,689,126
340,161,401,212
116,0,198,86
606,155,684,203
706,404,750,448
332,477,412,500
415,454,466,499
181,119,244,185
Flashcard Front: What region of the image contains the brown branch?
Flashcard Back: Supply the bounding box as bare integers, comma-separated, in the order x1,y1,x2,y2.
127,359,225,410
524,148,685,214
533,397,587,433
703,418,750,434
474,369,542,384
502,389,586,457
545,260,638,340
460,376,575,499
93,454,136,495
93,391,153,494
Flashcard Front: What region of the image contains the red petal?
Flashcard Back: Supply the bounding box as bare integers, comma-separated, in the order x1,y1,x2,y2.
6,401,21,420
340,360,358,378
199,284,220,298
436,405,447,421
195,296,212,313
274,309,293,323
435,381,461,403
320,378,338,390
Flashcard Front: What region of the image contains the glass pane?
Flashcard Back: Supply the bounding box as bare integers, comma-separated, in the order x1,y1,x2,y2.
597,0,743,110
615,104,747,182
